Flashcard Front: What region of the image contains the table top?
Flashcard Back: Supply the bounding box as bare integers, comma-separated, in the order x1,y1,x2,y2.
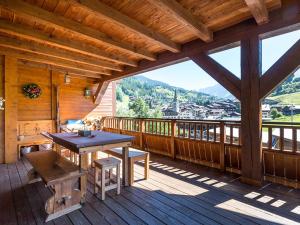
49,131,134,152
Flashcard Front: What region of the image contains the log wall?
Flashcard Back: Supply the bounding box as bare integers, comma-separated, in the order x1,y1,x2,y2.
0,56,116,163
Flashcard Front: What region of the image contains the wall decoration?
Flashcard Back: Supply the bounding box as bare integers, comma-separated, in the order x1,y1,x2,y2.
22,83,42,99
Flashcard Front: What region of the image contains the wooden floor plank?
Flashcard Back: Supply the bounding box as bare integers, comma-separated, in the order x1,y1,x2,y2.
7,163,36,225
1,154,300,225
136,156,300,224
80,203,110,225
0,164,18,225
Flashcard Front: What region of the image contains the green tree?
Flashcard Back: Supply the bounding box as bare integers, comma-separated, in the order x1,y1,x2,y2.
270,108,282,120
116,87,123,101
129,97,149,118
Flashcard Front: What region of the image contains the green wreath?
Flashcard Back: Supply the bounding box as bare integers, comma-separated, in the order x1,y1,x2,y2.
23,83,42,99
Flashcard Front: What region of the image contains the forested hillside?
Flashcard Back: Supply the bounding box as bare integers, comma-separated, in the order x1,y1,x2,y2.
116,76,219,118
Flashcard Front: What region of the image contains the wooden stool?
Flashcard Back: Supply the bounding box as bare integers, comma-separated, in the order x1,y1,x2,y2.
104,148,149,185
94,157,121,200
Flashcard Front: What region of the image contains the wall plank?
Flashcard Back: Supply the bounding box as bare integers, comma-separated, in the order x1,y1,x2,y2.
17,65,52,121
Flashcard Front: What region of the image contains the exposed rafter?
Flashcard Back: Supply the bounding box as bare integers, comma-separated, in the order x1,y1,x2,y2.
146,0,212,42
18,60,103,79
73,0,180,53
0,20,137,67
104,0,299,82
0,0,156,61
191,54,241,100
244,0,269,25
0,46,109,76
94,81,110,104
0,35,123,71
259,39,300,99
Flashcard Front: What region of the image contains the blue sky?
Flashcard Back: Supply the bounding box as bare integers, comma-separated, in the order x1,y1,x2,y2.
136,29,300,90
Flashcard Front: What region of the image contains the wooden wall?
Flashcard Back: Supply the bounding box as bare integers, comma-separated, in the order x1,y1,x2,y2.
0,56,116,163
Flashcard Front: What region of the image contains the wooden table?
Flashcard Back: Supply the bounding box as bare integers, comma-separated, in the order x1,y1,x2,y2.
49,131,134,199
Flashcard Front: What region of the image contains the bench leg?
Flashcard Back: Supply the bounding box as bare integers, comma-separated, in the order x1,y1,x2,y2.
128,158,134,186
45,179,81,222
117,164,120,195
122,147,129,186
145,153,150,180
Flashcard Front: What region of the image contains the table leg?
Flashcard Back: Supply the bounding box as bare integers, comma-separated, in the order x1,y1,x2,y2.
122,146,129,186
79,154,88,201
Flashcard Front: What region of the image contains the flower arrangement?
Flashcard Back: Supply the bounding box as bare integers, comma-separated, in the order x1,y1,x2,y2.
22,83,42,99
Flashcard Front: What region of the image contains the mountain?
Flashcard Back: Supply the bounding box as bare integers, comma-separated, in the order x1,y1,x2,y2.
201,84,235,99
116,75,221,117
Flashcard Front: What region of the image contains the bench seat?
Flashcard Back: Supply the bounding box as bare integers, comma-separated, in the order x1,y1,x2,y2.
25,151,85,222
104,148,149,185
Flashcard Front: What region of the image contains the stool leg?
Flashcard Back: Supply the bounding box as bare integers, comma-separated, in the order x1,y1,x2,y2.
101,168,106,200
109,169,112,185
94,167,99,194
145,153,149,180
117,164,120,195
129,158,134,186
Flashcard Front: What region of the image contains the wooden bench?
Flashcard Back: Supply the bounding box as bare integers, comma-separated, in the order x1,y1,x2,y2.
104,148,149,185
25,150,85,222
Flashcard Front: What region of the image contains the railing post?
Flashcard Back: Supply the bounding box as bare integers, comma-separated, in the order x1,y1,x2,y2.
118,118,122,134
170,120,176,160
220,122,226,172
139,119,145,150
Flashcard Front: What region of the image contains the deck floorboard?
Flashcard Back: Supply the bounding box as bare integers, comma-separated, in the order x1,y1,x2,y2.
1,153,299,225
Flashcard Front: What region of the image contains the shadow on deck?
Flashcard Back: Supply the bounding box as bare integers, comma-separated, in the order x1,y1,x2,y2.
0,153,299,225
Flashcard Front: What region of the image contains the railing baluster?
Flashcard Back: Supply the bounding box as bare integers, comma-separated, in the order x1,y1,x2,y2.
292,128,297,153
280,127,284,151
268,126,273,149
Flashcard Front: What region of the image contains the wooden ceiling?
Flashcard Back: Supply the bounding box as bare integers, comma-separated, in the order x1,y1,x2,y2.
0,0,281,79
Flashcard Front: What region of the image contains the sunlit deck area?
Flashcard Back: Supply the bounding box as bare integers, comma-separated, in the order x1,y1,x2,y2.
2,152,300,225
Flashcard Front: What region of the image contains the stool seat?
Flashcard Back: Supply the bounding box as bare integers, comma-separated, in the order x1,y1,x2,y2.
94,157,121,168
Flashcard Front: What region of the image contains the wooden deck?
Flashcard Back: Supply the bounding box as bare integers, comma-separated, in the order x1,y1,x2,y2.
1,153,300,225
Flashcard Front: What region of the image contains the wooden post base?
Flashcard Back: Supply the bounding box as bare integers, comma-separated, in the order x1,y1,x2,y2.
45,204,81,222
45,180,82,222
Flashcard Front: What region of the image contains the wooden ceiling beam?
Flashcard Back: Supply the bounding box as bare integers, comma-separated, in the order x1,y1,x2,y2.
73,0,180,53
104,0,299,82
244,0,269,25
146,0,212,42
0,46,109,76
259,39,300,99
0,35,122,72
0,0,156,61
19,60,102,79
0,20,137,67
191,54,241,100
94,81,110,104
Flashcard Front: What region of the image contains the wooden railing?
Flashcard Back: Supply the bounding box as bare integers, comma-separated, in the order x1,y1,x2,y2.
103,117,300,188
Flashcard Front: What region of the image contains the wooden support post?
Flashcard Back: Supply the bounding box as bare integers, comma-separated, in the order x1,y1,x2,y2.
240,37,263,186
51,71,59,132
4,56,18,163
219,122,226,172
139,119,144,150
170,120,176,159
0,56,4,163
